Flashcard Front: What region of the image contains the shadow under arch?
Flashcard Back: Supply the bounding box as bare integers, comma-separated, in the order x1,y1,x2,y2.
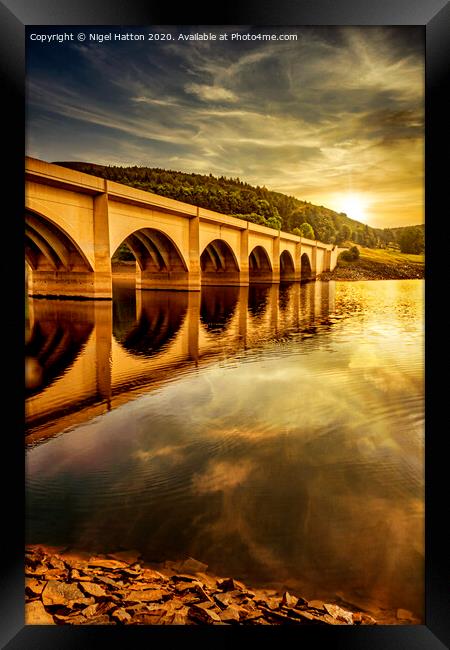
280,250,296,282
301,252,314,281
112,227,189,290
200,239,240,286
25,299,95,396
200,286,240,334
249,246,273,283
113,286,188,357
25,208,93,273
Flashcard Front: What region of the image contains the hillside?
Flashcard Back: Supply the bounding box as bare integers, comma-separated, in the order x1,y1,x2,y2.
320,246,424,281
54,161,420,249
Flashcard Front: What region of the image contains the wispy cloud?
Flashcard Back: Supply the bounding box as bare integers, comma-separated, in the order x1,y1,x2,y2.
26,26,424,227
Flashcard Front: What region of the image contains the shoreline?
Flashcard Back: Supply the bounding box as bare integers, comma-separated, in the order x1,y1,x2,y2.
319,250,424,281
25,545,420,626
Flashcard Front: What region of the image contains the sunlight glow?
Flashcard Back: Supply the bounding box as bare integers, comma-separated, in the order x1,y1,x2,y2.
336,194,370,222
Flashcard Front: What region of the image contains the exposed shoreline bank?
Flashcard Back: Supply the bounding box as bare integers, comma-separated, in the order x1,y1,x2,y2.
25,545,420,626
320,251,424,281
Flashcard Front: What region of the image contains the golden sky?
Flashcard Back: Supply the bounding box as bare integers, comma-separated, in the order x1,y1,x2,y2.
27,26,424,228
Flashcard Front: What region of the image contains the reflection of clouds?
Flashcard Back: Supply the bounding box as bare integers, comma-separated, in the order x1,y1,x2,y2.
192,459,253,494
132,445,186,465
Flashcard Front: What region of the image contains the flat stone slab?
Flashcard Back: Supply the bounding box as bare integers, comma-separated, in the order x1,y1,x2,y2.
25,600,55,625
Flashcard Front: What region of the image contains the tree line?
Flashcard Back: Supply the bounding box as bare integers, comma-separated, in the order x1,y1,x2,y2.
56,162,424,253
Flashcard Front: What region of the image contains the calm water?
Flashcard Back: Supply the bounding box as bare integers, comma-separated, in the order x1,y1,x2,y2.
25,280,424,621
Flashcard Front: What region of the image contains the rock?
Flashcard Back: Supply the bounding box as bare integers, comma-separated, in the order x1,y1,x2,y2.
80,582,108,598
217,578,245,592
219,605,241,623
121,589,165,602
241,609,263,622
141,568,166,581
69,569,91,582
95,575,124,589
308,599,325,611
281,591,298,608
81,604,100,618
188,604,222,624
83,615,115,625
396,608,413,620
194,584,213,602
352,612,362,624
360,613,377,625
170,573,200,583
41,580,86,607
195,572,218,590
43,568,68,580
259,606,303,624
25,600,55,625
175,581,202,593
214,593,234,609
48,557,66,571
255,596,280,611
324,603,354,624
54,613,88,625
120,568,142,578
171,610,189,625
175,558,208,574
25,578,46,597
287,608,321,623
25,563,48,578
132,607,168,625
112,607,132,623
322,614,347,625
88,558,129,570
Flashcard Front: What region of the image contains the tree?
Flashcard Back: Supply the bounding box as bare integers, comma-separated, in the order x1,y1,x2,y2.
293,222,315,239
398,227,424,254
339,246,360,262
337,224,352,244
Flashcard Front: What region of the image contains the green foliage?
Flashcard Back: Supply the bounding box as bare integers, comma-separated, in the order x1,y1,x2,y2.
292,222,315,239
336,223,352,244
339,246,360,262
55,161,422,248
398,227,425,254
113,243,134,261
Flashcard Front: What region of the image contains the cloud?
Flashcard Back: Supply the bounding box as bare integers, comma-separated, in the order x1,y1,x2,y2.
26,26,424,228
184,83,237,102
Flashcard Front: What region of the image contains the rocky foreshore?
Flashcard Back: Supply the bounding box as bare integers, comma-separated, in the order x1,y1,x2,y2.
25,545,384,626
319,258,424,281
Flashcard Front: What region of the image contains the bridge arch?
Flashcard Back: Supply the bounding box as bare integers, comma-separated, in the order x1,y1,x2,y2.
301,252,313,281
25,207,94,273
113,227,189,290
249,245,273,283
200,239,240,286
280,250,296,282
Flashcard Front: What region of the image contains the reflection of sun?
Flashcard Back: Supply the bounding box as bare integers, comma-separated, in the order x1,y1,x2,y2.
338,194,369,221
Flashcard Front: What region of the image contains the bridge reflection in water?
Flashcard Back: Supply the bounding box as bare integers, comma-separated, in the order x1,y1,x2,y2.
25,280,336,444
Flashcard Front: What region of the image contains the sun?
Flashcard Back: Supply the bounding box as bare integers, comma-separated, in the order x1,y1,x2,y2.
337,194,369,222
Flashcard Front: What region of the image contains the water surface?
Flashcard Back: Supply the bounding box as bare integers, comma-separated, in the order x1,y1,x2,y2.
26,280,424,622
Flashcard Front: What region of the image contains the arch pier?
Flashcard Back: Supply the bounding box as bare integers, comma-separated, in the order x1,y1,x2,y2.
25,157,338,299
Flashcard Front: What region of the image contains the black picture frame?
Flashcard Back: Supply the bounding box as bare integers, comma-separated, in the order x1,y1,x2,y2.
1,0,449,648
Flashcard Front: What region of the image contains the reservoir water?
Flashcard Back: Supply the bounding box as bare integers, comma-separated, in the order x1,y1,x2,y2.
25,279,424,622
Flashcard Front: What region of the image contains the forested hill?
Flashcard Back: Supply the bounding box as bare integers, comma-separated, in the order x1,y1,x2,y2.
54,161,420,249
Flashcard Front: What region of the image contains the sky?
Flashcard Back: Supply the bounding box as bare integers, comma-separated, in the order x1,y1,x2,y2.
26,26,424,229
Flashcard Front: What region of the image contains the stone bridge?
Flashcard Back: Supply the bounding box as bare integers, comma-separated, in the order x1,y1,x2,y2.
25,157,338,299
